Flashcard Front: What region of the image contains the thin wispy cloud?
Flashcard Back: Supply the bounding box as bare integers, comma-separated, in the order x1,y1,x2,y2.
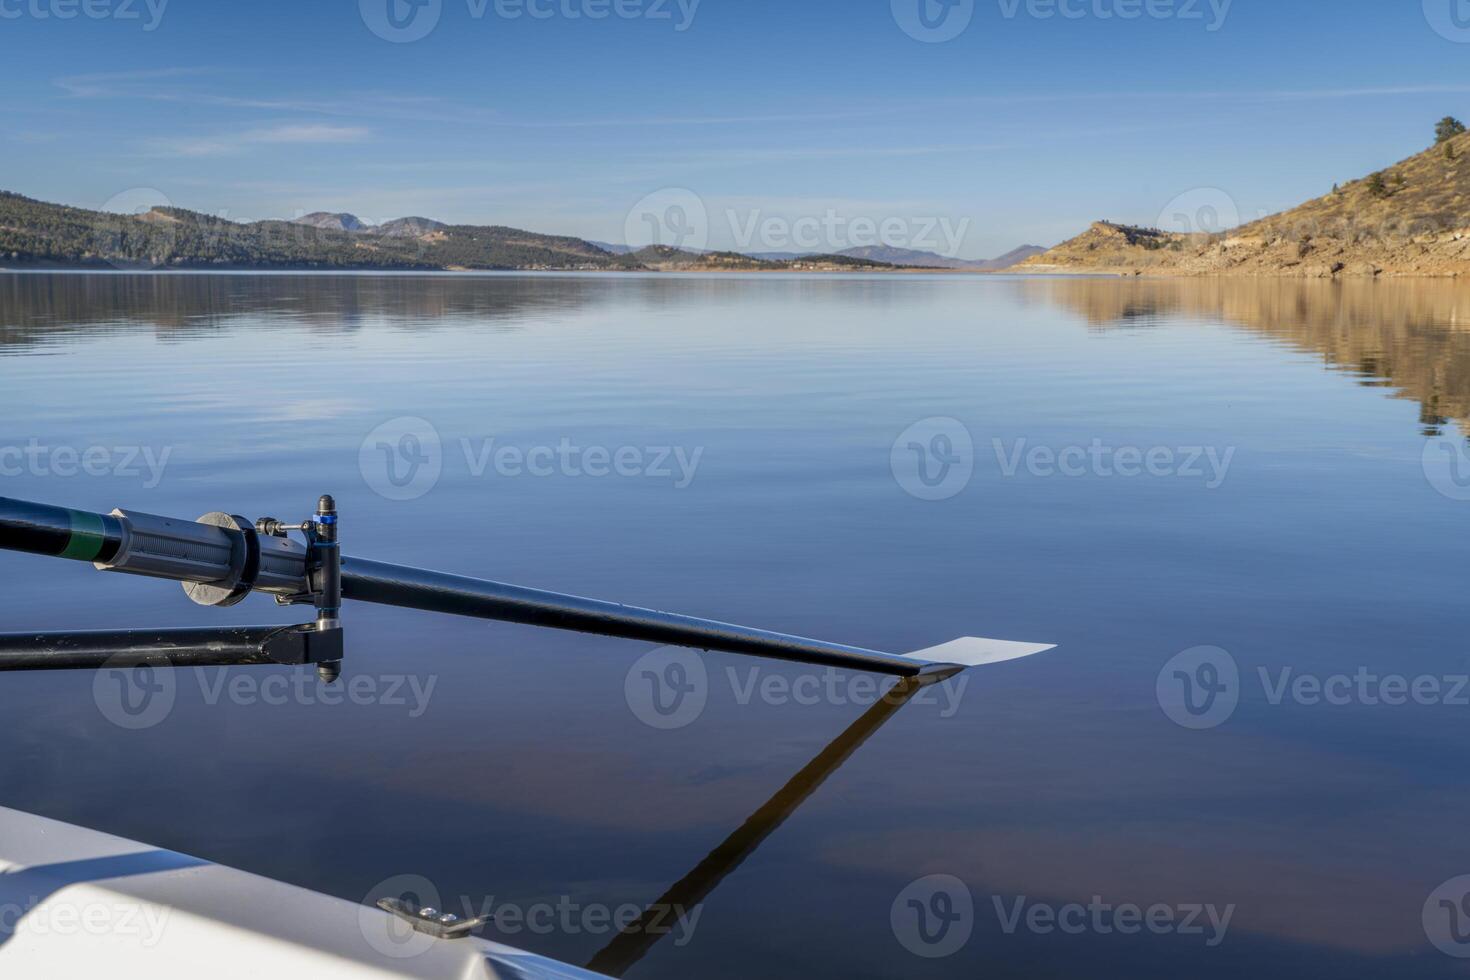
56,67,1470,139
1246,84,1470,101
910,84,1470,112
150,124,371,157
54,67,213,98
398,84,1470,129
490,107,899,129
54,69,376,116
49,69,879,129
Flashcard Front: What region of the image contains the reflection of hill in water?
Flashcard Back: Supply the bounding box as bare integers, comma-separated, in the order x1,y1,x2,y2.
0,272,926,352
1012,277,1470,433
11,272,1470,433
0,274,616,349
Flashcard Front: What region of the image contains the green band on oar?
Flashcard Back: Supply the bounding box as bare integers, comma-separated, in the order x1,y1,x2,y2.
60,510,107,562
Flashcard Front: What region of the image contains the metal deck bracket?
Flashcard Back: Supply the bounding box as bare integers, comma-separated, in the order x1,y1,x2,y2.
376,897,490,940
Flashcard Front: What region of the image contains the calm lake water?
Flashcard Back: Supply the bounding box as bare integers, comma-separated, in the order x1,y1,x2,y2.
2,271,1470,978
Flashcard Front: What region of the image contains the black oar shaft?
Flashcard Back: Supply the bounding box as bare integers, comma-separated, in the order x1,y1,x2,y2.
341,558,922,676
0,496,928,677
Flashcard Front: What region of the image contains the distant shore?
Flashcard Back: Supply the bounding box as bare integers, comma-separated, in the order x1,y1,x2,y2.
0,190,1044,276
0,262,988,275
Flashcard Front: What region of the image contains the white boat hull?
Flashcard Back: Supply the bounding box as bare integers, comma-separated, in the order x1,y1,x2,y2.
0,806,609,979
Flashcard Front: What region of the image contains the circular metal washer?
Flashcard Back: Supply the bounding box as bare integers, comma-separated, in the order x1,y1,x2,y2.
182,512,259,608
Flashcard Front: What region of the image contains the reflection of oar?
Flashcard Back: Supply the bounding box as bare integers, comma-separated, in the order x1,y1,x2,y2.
0,495,1053,680
586,673,945,977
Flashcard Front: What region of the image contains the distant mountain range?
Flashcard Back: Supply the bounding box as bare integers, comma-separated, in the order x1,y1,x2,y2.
292,211,374,233
294,212,449,238
0,190,1038,274
830,244,1046,269
590,240,1043,269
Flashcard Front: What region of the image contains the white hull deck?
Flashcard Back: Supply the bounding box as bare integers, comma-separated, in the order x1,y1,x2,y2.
0,806,608,979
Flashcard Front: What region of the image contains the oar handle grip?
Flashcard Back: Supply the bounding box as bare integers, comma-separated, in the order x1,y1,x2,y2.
0,497,310,598
0,498,125,564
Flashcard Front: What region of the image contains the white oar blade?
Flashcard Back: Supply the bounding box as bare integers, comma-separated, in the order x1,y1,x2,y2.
905,637,1056,669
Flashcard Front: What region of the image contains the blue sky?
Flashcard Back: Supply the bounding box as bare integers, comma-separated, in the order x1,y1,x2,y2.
5,0,1470,258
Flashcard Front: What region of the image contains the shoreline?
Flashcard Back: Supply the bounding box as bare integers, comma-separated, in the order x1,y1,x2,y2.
0,263,985,276
1013,265,1470,280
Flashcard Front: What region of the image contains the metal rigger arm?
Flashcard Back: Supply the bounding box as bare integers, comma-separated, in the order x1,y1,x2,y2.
0,496,345,681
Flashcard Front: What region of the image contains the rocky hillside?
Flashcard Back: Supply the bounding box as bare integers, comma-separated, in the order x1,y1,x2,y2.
293,212,371,233
0,192,900,273
1021,129,1470,278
